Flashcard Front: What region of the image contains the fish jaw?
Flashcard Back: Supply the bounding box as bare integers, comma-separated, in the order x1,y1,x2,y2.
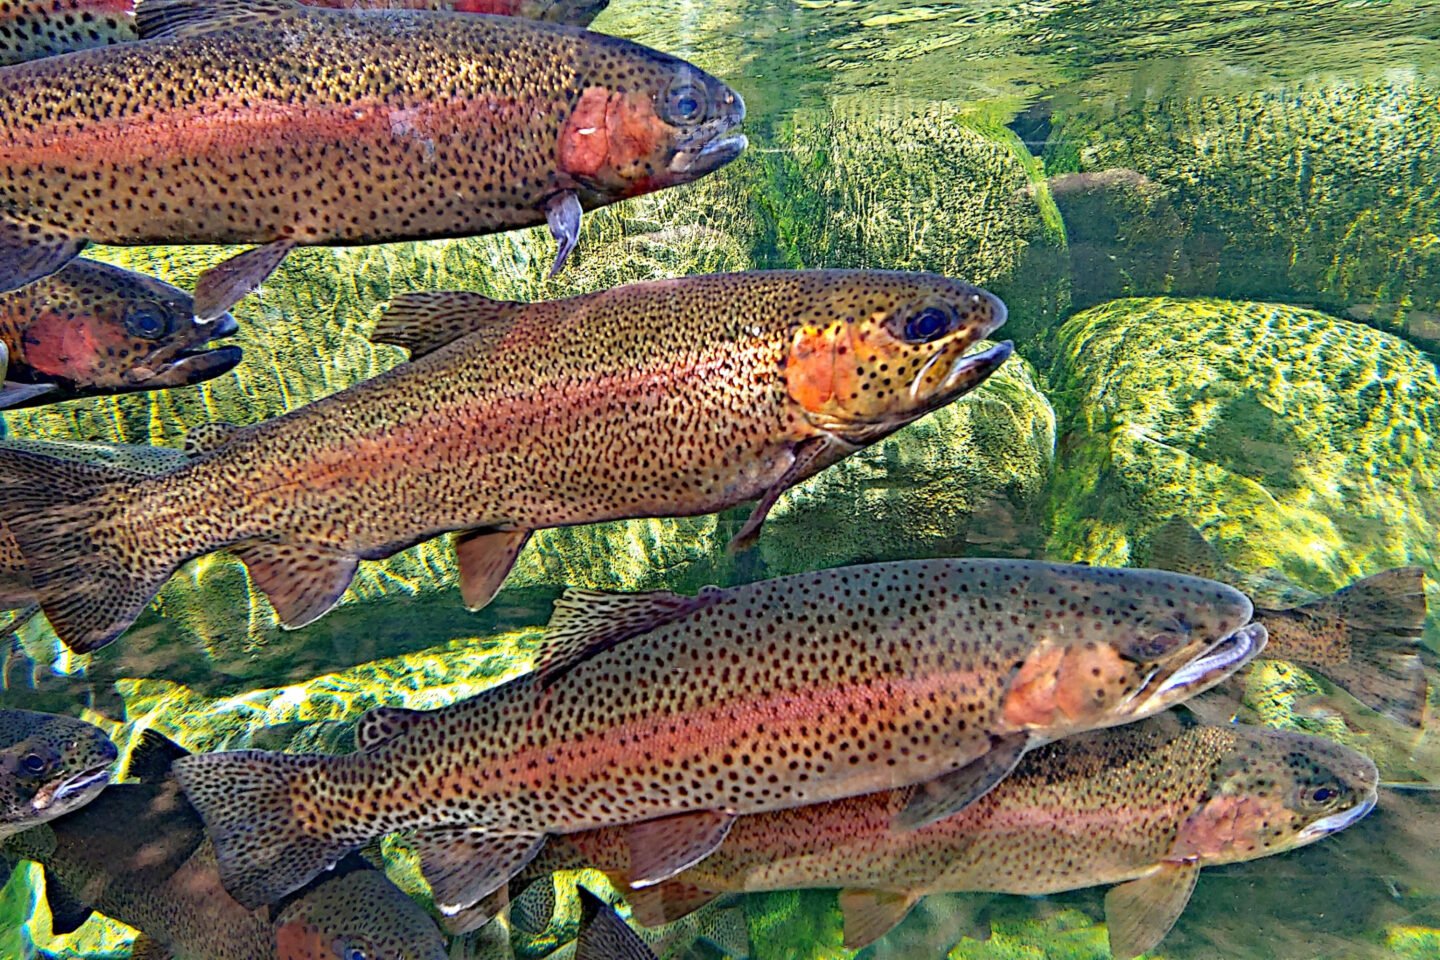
32,760,115,814
1140,622,1268,712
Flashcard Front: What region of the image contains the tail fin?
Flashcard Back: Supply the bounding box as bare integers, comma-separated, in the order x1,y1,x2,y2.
171,750,357,910
0,448,181,652
1285,567,1429,728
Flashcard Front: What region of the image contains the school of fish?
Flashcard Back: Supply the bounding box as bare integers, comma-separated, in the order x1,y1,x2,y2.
0,0,1424,957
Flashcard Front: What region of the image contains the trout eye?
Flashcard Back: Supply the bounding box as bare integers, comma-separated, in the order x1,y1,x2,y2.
20,753,49,775
662,81,708,124
124,302,172,340
1312,787,1337,804
903,306,953,343
331,940,367,960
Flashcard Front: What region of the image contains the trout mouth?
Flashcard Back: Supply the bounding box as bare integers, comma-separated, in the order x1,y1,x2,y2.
125,313,243,389
31,762,113,813
1297,793,1377,842
1140,621,1269,710
669,89,747,177
910,339,1014,408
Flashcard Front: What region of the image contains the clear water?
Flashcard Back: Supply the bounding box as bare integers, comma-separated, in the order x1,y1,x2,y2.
2,0,1439,958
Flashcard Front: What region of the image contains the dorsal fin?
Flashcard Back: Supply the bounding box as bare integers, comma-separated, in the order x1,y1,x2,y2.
536,586,723,687
125,729,190,783
1146,517,1229,582
354,705,425,752
373,292,526,359
183,422,242,457
134,0,301,40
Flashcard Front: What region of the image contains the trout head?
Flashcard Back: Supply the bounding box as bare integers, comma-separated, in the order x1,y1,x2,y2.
273,866,448,960
997,564,1266,737
9,260,241,402
557,55,746,202
1169,726,1378,866
0,709,117,839
782,272,1012,446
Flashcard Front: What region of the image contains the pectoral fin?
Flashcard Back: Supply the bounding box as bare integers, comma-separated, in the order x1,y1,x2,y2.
1103,861,1200,960
626,810,736,888
895,733,1029,830
728,435,853,553
838,889,921,949
455,528,532,611
192,240,297,321
0,381,60,409
231,540,358,629
412,826,546,919
546,191,583,277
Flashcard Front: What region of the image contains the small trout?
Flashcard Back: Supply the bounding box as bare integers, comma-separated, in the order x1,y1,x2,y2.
0,708,116,840
549,713,1377,958
0,0,609,66
1147,517,1429,727
0,270,1010,653
0,258,240,409
0,0,744,316
172,559,1263,918
1,731,448,960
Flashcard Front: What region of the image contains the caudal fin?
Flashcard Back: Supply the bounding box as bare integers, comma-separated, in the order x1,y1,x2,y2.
172,749,357,910
0,448,180,652
1287,567,1429,728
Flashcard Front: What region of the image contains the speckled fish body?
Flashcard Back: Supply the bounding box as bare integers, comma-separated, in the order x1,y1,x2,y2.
565,714,1378,954
0,270,1011,653
0,438,186,610
1,734,447,960
0,708,116,840
1146,518,1429,727
0,0,743,312
172,558,1263,916
0,0,607,66
0,258,240,409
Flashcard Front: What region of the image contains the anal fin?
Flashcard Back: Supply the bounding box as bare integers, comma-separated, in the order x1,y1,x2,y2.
576,885,657,960
1103,861,1200,960
895,733,1029,830
231,540,358,629
626,878,721,927
626,810,735,888
455,528,532,611
838,889,921,950
412,827,545,919
192,239,297,321
0,215,85,295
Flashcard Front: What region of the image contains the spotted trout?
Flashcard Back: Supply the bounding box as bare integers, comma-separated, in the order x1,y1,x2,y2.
0,730,448,960
0,0,609,66
0,258,240,409
546,713,1377,958
172,559,1264,918
1146,517,1429,727
0,270,1011,653
0,0,745,317
0,708,116,841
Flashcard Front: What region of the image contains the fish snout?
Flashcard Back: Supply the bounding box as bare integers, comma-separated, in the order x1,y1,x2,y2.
667,82,747,178
1146,621,1268,709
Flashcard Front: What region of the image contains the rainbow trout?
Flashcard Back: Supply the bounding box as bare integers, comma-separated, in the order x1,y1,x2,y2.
1147,518,1429,727
0,0,609,66
172,559,1264,919
0,731,448,960
0,258,240,409
0,0,745,317
551,713,1377,958
0,709,116,841
0,270,1011,653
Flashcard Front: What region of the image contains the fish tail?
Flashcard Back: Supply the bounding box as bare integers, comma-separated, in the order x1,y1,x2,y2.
172,749,357,911
0,448,187,653
1298,567,1429,728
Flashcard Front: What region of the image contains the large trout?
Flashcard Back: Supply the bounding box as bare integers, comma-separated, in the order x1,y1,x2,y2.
0,0,609,66
172,558,1264,918
537,713,1377,957
0,0,744,316
0,270,1011,653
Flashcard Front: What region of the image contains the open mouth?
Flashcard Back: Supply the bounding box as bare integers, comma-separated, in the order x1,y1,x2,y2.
670,132,749,177
32,762,113,812
912,339,1014,405
129,312,243,388
1298,794,1377,842
1150,621,1268,702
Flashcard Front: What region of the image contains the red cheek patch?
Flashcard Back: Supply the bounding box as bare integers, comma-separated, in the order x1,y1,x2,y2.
273,920,327,960
21,314,104,380
1171,794,1277,860
1002,643,1065,728
558,86,612,179
786,323,842,413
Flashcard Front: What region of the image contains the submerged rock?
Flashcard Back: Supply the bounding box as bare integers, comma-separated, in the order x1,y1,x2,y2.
1048,76,1440,350
1048,297,1440,644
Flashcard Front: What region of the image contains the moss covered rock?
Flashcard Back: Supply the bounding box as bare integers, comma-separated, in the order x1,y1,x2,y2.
750,106,1069,355
1048,75,1440,349
1048,297,1440,637
758,352,1055,577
